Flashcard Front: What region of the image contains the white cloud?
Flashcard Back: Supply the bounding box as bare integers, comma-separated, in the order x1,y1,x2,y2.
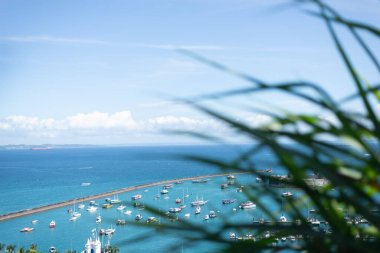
0,111,272,143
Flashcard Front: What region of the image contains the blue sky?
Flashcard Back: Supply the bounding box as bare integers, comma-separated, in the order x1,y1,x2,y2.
0,0,379,145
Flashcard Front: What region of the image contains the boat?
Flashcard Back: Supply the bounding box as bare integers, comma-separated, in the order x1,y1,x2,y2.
117,205,126,211
174,181,183,184
31,220,38,224
209,211,217,218
309,218,320,226
99,227,115,236
256,177,263,183
163,184,173,189
132,194,142,200
96,216,102,223
179,204,186,209
220,184,228,189
192,179,209,183
226,174,235,180
87,206,98,212
279,215,287,222
222,199,236,205
147,217,158,223
72,211,81,217
20,227,34,232
175,198,182,204
49,246,57,253
110,195,121,204
169,207,182,213
116,219,126,225
191,197,208,206
49,220,56,228
124,210,132,215
161,189,169,194
78,203,85,209
69,216,79,221
135,214,143,221
230,232,237,240
203,214,210,220
282,191,293,197
102,203,113,209
184,213,190,218
89,201,98,206
239,201,256,209
195,206,201,215
81,182,91,186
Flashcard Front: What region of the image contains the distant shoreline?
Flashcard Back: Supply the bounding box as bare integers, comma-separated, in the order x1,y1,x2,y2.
0,172,250,222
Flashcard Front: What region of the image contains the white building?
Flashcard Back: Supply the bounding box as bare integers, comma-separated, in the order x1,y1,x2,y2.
82,229,101,253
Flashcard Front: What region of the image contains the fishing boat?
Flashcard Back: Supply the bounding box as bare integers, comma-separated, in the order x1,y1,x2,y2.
132,194,142,200
87,206,98,212
282,191,293,197
20,227,34,232
161,189,169,194
239,201,256,209
96,216,101,223
222,199,236,205
195,206,201,215
124,210,132,215
135,214,143,221
117,205,126,211
49,220,56,228
169,207,182,213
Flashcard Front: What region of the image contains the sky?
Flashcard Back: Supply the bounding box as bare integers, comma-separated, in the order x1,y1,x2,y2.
0,0,379,145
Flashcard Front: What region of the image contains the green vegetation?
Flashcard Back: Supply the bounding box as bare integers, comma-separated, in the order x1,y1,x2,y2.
137,0,380,252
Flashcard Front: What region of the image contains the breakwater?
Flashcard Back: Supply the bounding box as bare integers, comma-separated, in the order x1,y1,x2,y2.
0,172,249,222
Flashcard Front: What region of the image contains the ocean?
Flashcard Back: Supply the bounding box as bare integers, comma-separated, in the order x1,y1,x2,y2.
0,145,281,252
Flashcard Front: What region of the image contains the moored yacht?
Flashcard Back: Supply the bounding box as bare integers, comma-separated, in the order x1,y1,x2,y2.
49,220,56,228
239,201,256,209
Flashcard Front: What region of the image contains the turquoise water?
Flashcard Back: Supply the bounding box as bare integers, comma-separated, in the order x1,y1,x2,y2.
0,145,284,252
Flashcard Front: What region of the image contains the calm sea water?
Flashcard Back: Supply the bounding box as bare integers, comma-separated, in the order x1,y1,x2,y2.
0,145,281,252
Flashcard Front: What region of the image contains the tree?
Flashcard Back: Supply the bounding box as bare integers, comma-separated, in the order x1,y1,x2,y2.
135,0,380,252
16,247,24,253
6,245,15,253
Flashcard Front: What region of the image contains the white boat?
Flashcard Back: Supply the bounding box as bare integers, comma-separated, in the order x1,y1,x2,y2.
175,198,182,203
161,189,169,194
124,210,132,215
239,201,256,209
89,201,98,206
20,227,34,232
209,211,217,218
78,203,85,209
226,174,235,180
147,217,158,223
132,194,142,200
69,216,79,221
163,184,173,189
169,207,182,213
96,216,102,223
256,177,263,182
81,182,91,186
72,212,81,217
191,197,208,206
49,246,57,253
87,206,98,212
49,220,56,228
135,214,143,221
195,206,201,215
117,205,126,211
309,218,320,226
282,191,293,197
279,215,287,222
110,195,121,204
31,219,38,224
184,213,190,218
203,214,210,220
